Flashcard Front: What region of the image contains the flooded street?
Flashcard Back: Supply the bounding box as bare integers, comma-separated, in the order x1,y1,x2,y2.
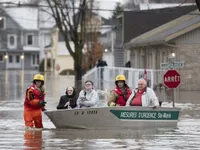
0,70,200,150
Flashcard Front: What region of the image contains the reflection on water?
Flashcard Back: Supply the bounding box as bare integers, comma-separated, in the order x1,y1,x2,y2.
24,130,42,150
0,70,200,149
1,118,200,150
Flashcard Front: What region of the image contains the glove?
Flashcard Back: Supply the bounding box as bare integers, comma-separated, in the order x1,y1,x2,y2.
80,97,87,101
39,100,47,107
42,108,46,111
109,102,116,107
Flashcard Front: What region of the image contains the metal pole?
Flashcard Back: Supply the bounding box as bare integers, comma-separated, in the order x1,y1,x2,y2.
51,51,53,73
44,52,47,72
172,88,175,107
111,32,114,52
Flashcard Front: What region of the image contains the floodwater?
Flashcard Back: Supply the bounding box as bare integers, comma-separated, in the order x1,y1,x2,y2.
0,70,200,150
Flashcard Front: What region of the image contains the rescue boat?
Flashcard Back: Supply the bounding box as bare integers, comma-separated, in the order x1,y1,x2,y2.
44,106,180,129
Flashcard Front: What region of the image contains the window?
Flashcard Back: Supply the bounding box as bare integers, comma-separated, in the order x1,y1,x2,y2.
32,54,35,65
148,53,152,68
32,54,39,66
8,34,17,49
0,36,1,48
132,52,135,68
27,35,33,45
16,55,20,63
37,55,39,64
10,36,14,45
0,54,3,62
0,17,5,29
9,55,13,63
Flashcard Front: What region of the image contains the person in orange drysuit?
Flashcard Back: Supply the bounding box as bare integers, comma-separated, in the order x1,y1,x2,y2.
24,74,47,129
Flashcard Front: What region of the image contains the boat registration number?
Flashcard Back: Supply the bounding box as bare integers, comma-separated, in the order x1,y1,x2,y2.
74,110,98,115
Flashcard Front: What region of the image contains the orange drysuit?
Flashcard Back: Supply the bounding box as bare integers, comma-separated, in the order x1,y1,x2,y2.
24,84,45,128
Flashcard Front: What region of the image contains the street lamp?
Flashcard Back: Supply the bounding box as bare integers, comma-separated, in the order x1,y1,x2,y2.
20,54,24,70
168,52,176,63
20,55,24,59
4,55,8,59
169,52,176,59
171,52,175,58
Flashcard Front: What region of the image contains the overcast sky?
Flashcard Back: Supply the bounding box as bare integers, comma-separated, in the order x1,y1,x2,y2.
2,0,124,18
97,0,124,18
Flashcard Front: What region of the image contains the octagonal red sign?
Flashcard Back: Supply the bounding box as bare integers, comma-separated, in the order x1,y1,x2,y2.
163,70,181,88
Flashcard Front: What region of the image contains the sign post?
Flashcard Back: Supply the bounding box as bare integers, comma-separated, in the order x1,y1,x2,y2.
161,57,183,107
163,70,181,107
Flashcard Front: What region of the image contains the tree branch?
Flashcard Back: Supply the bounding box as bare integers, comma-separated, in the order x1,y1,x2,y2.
56,1,76,44
47,0,75,57
79,0,86,47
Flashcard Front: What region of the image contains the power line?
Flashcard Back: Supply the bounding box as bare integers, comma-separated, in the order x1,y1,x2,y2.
0,1,199,25
0,1,198,13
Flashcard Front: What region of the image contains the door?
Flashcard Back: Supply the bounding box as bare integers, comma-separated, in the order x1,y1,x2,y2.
7,54,21,69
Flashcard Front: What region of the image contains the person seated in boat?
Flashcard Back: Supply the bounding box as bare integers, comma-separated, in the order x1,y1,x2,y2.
126,78,159,108
56,86,77,109
76,80,99,108
107,74,132,106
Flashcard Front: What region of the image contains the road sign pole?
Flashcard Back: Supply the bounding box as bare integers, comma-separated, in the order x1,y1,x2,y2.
163,69,181,107
172,88,175,107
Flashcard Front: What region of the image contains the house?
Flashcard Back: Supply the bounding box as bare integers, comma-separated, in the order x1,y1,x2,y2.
0,6,54,70
125,6,200,90
113,5,197,67
99,18,117,67
54,13,106,75
53,31,74,75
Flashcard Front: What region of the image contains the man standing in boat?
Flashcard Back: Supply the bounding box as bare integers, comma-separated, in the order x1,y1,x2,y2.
107,75,132,106
24,74,47,129
126,78,159,108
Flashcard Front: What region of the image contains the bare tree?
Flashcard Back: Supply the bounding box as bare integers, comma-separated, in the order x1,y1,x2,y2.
44,0,104,91
43,0,88,90
112,2,124,19
82,0,103,72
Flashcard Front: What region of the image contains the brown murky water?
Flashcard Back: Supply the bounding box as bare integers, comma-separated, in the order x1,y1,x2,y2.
0,70,200,150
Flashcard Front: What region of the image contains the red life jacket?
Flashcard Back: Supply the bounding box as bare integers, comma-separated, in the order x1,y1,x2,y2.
114,86,132,106
24,84,45,109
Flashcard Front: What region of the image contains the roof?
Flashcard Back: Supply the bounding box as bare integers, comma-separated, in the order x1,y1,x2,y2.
123,5,198,43
139,3,195,10
125,9,200,48
4,6,55,30
5,7,38,30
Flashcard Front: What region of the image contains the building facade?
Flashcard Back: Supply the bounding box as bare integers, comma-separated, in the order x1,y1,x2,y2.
125,9,200,90
0,6,54,70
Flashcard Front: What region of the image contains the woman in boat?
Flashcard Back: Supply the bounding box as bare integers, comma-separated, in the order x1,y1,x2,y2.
76,80,99,108
57,86,77,109
24,74,46,129
126,78,159,108
107,74,132,106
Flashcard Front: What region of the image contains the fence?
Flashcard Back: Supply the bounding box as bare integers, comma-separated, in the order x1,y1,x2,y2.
82,67,174,103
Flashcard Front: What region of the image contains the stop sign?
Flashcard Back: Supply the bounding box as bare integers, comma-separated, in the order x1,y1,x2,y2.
163,70,181,88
